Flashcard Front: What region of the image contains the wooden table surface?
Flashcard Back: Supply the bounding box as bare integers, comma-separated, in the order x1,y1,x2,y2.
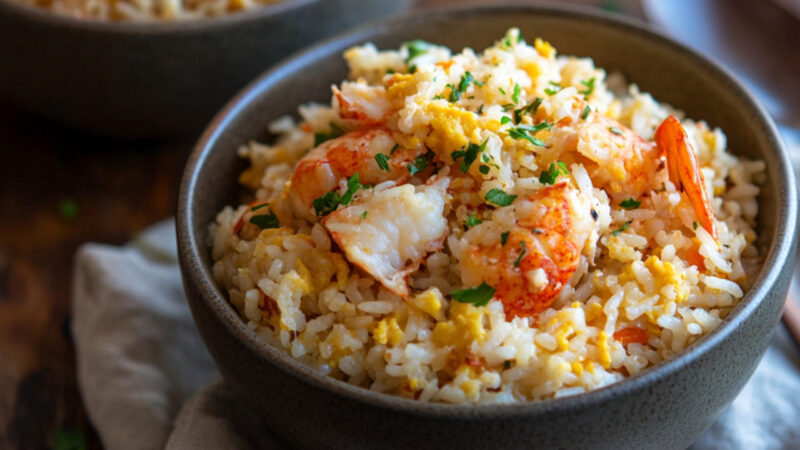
1,0,794,448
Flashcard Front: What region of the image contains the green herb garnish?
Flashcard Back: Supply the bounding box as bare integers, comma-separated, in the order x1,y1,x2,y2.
544,81,562,96
511,83,521,104
611,220,632,236
312,172,365,216
609,126,624,136
508,122,551,146
407,152,433,175
514,241,527,267
464,212,483,228
375,153,390,172
486,188,517,207
362,210,368,220
313,122,344,147
249,211,280,229
538,161,569,185
447,83,461,102
250,202,270,211
501,116,511,125
693,221,699,230
498,87,506,95
581,105,591,120
619,198,641,209
476,104,484,115
409,65,417,74
513,97,542,124
453,139,487,173
450,281,495,306
458,72,475,93
403,39,432,62
479,164,490,175
500,231,510,245
390,143,399,154
579,77,596,97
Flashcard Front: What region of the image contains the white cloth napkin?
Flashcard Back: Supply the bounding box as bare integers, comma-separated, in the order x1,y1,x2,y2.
71,219,800,450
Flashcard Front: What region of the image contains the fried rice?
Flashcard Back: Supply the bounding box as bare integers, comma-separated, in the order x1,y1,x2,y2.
209,29,764,403
16,0,283,21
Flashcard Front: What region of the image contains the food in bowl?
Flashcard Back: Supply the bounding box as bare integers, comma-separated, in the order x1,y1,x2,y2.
209,29,764,403
16,0,284,20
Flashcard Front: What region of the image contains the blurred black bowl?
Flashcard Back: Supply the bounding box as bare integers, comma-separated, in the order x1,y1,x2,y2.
0,0,409,138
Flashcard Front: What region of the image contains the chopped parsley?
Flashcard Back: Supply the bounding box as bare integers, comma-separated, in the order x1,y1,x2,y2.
498,87,506,95
501,103,515,111
249,211,280,229
619,198,641,209
481,153,490,163
579,77,596,97
500,231,510,245
476,104,484,115
450,281,495,306
609,126,624,136
312,172,365,216
409,65,417,74
447,83,461,102
313,122,344,147
403,39,432,62
693,221,699,230
486,188,517,207
544,81,562,96
390,143,399,155
361,210,368,220
464,212,483,228
611,220,632,236
407,151,434,175
508,122,551,146
500,116,511,125
250,202,270,211
539,161,569,185
514,241,527,267
479,164,490,175
452,139,487,173
511,83,521,104
457,71,477,94
581,105,591,120
374,153,390,172
513,97,542,124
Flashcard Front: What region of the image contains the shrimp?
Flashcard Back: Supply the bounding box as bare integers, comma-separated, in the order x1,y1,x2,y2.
655,115,717,240
332,82,392,127
322,177,450,297
458,183,595,319
552,106,717,240
287,127,430,219
550,113,661,202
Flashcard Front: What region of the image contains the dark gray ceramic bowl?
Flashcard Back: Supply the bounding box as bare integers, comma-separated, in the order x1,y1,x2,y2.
177,5,798,449
0,0,408,138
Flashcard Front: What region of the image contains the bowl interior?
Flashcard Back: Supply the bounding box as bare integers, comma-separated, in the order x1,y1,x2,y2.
180,4,795,414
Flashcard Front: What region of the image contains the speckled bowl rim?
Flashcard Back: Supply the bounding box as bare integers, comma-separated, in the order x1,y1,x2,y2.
0,0,319,33
178,3,797,419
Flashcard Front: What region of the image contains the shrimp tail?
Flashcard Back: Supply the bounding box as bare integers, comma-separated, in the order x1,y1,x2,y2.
655,115,718,241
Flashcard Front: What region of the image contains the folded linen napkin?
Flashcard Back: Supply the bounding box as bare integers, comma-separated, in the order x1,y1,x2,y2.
72,219,800,450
